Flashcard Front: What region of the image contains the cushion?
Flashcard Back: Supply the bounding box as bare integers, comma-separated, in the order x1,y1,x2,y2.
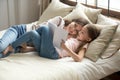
63,3,92,23
85,24,118,62
0,30,6,38
38,0,74,24
97,14,117,25
76,3,102,23
101,25,120,59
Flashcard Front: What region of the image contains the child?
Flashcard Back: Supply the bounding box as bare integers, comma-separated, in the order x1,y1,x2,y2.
61,24,100,61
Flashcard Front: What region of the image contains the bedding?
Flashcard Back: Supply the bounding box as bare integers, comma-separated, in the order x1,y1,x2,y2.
73,3,102,23
63,3,92,23
97,14,118,25
0,20,120,80
38,0,74,24
85,24,118,62
0,0,120,80
0,50,120,80
101,25,120,59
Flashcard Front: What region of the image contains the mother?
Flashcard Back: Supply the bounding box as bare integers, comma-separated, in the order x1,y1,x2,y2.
1,16,89,58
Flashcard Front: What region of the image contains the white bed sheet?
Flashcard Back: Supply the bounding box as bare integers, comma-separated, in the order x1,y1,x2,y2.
0,22,120,80
0,50,120,80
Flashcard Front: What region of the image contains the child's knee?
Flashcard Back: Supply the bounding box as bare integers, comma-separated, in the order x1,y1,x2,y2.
29,31,40,37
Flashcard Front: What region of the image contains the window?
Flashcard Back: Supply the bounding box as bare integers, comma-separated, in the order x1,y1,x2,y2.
98,0,120,12
70,0,95,5
71,0,120,12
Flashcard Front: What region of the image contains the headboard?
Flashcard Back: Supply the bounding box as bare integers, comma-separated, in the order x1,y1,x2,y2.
60,0,77,6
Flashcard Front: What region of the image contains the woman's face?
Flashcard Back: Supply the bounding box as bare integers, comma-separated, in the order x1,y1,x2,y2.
77,27,91,42
66,22,83,35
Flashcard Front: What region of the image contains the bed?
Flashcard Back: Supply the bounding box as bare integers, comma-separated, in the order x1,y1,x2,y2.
0,50,119,80
0,0,120,80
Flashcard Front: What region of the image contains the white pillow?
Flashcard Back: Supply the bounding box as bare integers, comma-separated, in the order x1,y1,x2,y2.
0,30,6,38
63,3,92,23
76,3,102,23
38,0,74,24
85,24,118,62
101,25,120,59
97,14,117,25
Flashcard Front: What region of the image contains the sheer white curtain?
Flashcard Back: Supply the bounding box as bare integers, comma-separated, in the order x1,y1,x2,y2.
39,0,51,17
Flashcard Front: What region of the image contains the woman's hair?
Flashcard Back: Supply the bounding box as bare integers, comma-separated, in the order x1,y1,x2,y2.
64,19,71,26
72,18,89,27
85,24,100,42
64,17,89,27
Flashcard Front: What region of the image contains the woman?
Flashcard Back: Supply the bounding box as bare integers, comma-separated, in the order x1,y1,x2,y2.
5,24,100,62
2,16,89,57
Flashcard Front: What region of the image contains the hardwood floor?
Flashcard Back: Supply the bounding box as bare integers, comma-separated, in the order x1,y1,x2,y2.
101,72,120,80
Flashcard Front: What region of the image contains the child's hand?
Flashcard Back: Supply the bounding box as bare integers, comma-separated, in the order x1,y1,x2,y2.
61,40,67,50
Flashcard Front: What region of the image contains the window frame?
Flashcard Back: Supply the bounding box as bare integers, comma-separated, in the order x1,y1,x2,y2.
60,0,120,19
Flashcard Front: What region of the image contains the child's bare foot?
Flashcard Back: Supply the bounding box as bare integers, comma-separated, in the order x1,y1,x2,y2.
3,45,13,55
20,43,27,49
20,46,35,53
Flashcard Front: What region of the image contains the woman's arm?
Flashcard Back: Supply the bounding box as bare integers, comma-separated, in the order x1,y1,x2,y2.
48,16,65,28
36,16,65,29
61,41,86,62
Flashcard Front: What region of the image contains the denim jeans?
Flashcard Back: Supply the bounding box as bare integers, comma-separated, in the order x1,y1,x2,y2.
0,24,26,58
12,30,41,52
36,26,59,59
12,26,59,59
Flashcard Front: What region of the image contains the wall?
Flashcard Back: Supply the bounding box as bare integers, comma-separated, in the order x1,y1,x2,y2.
0,0,40,30
0,0,9,30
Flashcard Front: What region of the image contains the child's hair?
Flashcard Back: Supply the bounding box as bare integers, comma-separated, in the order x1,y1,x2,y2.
64,17,89,27
85,24,100,42
75,24,100,53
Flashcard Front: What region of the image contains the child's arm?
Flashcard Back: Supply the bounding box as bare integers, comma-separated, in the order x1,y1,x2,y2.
61,40,85,62
77,48,86,61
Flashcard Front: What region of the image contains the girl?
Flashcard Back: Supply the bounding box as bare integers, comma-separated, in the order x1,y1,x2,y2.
5,24,100,62
61,24,100,61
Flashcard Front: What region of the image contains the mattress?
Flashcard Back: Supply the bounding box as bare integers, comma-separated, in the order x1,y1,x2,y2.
0,22,120,80
0,50,120,80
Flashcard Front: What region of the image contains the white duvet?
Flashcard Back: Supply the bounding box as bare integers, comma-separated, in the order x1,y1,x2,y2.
0,22,120,80
0,50,120,80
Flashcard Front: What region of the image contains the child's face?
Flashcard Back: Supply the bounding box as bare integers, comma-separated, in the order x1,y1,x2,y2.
77,27,91,42
66,22,83,35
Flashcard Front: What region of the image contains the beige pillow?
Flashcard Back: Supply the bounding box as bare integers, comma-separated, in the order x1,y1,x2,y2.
63,3,92,23
101,25,120,59
76,3,102,23
38,0,74,24
97,14,117,25
85,24,118,62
